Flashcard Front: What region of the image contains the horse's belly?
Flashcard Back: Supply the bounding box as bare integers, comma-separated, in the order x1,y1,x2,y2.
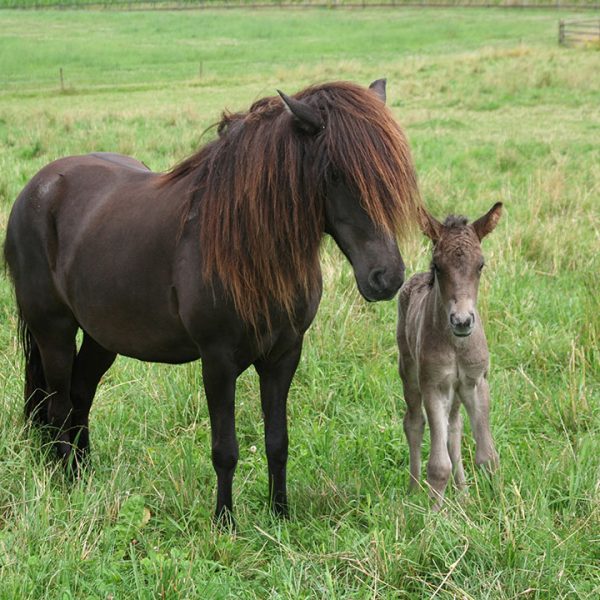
75,303,200,364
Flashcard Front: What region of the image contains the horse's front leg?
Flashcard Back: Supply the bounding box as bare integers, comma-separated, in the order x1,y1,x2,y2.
202,354,239,526
255,340,303,517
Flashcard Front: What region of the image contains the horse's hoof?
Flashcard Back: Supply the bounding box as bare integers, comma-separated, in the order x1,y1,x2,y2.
271,501,289,519
213,507,236,531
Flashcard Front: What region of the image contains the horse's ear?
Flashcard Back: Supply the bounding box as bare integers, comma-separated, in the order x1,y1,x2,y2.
369,78,387,104
472,202,503,240
277,90,324,135
419,206,442,243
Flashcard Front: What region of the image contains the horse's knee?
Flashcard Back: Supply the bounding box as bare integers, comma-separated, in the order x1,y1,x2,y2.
212,444,239,473
265,434,288,466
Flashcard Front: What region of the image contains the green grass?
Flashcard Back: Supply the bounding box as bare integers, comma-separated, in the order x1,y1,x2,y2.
1,7,599,599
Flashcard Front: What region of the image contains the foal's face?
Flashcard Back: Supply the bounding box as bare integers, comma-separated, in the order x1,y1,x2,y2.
432,227,485,337
324,175,405,301
422,203,503,337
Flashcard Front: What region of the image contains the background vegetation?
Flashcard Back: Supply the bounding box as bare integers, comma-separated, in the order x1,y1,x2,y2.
0,7,598,598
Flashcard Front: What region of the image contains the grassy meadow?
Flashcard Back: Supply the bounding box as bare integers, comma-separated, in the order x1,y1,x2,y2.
1,7,599,599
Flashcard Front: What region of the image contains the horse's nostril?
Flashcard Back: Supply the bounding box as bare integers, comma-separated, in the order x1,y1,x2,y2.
368,268,387,293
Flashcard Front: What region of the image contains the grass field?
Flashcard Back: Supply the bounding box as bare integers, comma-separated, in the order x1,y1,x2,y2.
1,7,599,599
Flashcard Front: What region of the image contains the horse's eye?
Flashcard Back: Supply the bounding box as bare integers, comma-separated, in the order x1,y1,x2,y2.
329,170,340,184
478,261,485,272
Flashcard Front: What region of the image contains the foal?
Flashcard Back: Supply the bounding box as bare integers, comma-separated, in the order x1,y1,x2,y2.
397,203,502,509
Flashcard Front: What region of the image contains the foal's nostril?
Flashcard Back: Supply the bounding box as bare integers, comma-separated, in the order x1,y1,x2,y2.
368,268,388,293
450,311,475,334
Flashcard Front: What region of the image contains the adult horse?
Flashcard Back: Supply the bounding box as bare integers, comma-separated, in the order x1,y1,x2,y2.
5,79,419,522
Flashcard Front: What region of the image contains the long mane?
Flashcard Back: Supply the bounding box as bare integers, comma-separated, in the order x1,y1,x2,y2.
160,81,420,329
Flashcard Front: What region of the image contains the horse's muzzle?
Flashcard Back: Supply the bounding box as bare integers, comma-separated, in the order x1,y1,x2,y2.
363,266,404,301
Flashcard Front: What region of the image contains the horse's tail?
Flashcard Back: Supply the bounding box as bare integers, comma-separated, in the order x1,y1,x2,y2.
18,313,49,425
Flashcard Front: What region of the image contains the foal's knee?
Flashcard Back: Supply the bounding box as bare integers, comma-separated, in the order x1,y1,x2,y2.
427,458,452,489
403,411,425,433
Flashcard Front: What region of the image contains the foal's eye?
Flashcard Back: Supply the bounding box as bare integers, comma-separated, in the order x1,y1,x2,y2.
478,261,485,272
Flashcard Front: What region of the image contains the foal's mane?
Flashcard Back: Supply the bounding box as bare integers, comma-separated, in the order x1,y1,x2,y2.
160,81,419,329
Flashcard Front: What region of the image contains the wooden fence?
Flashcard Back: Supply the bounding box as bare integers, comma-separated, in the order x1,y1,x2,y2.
559,18,600,45
2,0,600,10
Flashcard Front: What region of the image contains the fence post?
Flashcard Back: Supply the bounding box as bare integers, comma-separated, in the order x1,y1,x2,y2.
558,20,564,46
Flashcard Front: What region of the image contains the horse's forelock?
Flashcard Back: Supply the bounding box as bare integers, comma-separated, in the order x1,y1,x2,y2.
312,82,420,239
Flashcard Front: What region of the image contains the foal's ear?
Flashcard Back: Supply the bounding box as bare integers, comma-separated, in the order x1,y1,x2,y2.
368,78,387,104
472,202,503,241
419,206,443,243
277,90,325,135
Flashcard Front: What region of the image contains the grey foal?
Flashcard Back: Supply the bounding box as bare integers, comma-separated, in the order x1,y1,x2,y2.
397,203,502,509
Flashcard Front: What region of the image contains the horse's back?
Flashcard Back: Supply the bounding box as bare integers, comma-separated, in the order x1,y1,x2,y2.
5,153,199,361
6,153,156,278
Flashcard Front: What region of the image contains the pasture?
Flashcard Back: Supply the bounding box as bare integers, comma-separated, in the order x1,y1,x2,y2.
0,7,599,598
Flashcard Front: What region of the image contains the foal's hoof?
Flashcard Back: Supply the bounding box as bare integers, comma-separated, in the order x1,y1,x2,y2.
476,453,500,473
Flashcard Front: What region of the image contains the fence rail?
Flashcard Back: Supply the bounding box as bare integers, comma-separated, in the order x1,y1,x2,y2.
1,0,600,10
559,18,600,45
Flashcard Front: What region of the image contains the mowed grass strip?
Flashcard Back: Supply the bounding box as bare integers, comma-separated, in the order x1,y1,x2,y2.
0,8,598,599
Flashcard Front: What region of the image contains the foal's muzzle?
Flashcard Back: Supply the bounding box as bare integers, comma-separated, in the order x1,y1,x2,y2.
450,312,475,337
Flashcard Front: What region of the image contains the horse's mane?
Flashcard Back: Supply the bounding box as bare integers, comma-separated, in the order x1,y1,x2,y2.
160,81,419,329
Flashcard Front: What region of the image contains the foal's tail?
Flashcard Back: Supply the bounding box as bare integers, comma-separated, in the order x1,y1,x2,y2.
18,314,49,425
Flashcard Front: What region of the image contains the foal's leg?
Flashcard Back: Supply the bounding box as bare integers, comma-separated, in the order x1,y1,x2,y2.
422,385,453,511
70,334,116,468
32,318,78,464
461,378,499,470
447,401,466,491
255,340,303,517
202,353,239,525
401,378,425,493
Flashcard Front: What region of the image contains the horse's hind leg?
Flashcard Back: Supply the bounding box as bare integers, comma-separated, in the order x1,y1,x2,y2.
70,334,116,466
22,324,50,426
29,317,78,464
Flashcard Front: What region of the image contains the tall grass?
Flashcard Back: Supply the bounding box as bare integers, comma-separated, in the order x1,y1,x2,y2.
0,8,598,598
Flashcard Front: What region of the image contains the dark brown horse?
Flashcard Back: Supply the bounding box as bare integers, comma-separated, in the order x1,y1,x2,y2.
5,79,419,522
